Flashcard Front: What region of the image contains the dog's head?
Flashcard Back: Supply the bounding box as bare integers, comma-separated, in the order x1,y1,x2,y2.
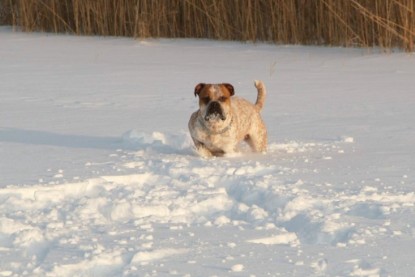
194,83,234,123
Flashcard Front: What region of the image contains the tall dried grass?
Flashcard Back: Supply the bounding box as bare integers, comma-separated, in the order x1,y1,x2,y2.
2,0,414,51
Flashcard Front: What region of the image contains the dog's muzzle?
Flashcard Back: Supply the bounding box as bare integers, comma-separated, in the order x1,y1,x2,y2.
205,101,226,121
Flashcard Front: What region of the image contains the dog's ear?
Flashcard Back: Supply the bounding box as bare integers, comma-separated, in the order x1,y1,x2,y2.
222,83,235,96
194,83,206,97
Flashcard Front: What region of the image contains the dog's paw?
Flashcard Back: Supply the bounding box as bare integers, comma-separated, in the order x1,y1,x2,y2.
195,146,214,158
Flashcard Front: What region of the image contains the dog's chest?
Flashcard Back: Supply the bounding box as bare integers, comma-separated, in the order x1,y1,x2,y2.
194,125,235,151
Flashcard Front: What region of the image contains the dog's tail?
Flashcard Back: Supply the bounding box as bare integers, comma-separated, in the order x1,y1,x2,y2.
254,80,266,111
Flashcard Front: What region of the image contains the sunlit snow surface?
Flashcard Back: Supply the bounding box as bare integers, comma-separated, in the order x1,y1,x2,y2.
1,27,415,276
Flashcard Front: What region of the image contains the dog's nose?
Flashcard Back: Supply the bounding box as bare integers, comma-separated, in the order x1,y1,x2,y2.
205,101,226,120
209,101,221,111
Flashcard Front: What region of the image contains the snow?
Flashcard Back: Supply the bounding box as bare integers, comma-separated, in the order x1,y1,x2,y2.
1,26,415,276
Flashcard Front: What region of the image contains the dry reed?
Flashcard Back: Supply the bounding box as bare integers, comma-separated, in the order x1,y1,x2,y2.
1,0,414,51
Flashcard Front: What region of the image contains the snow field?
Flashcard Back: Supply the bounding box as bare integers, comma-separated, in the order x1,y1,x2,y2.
1,27,415,276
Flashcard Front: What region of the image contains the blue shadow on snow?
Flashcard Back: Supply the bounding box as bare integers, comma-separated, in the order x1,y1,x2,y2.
0,128,123,150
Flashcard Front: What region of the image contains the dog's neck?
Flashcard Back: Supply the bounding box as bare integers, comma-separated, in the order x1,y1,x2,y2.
198,115,234,136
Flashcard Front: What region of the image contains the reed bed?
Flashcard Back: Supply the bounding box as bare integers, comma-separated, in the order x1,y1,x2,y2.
2,0,415,51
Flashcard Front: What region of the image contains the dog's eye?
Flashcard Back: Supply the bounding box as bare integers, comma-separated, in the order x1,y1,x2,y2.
202,97,210,104
219,96,227,102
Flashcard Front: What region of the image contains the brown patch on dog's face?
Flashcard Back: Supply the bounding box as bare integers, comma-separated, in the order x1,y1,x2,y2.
194,83,234,122
195,83,234,106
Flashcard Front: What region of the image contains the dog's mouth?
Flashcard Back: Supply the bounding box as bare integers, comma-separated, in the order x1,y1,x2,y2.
205,113,226,121
205,101,226,121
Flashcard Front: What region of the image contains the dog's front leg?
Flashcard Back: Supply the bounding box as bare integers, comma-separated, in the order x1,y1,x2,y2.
192,140,214,158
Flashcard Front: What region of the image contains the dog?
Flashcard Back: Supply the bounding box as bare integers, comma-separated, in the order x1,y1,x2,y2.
188,80,267,157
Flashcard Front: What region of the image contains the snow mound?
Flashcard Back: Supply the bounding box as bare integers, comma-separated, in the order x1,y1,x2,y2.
122,130,193,154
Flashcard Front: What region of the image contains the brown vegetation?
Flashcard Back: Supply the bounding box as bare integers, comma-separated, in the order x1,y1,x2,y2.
2,0,414,51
